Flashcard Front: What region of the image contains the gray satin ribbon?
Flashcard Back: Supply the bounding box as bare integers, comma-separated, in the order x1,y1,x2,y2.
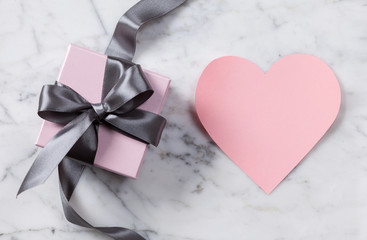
59,158,145,240
18,0,187,239
105,0,188,61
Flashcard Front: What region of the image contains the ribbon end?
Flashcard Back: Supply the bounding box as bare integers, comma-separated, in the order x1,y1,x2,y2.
16,181,28,198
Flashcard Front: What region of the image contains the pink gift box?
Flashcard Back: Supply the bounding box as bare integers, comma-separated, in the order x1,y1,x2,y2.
36,44,170,178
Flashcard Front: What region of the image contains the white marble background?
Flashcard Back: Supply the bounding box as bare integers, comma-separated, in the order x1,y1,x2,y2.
1,0,367,239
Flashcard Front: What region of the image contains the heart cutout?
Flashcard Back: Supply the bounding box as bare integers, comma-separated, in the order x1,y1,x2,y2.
195,54,340,194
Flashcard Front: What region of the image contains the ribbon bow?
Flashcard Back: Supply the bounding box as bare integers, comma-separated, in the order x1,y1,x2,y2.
18,63,166,195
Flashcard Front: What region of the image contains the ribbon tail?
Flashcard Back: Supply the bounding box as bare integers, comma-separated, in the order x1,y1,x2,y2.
17,110,96,196
58,170,145,240
59,157,86,200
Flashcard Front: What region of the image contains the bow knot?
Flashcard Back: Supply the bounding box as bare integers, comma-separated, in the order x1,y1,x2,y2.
91,103,107,122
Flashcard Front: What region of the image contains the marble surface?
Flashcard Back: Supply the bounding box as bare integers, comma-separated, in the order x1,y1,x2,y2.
1,0,367,239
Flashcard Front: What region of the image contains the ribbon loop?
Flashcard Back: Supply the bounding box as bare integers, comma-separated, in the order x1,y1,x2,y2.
38,83,90,124
103,64,153,114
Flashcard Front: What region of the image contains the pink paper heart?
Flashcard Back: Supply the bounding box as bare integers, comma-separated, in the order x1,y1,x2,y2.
195,54,340,194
